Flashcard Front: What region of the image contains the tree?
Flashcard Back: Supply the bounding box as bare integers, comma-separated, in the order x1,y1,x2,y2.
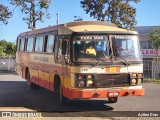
149,28,160,80
4,42,16,59
0,40,16,58
11,0,51,30
80,0,140,30
0,4,12,24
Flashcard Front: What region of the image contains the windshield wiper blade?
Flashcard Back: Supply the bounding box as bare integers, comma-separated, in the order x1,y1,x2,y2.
118,55,130,66
91,58,103,66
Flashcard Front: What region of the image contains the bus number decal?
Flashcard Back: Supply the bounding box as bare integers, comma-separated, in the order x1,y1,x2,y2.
81,68,88,72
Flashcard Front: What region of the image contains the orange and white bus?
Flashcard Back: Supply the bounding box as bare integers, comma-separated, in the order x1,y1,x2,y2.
16,21,144,104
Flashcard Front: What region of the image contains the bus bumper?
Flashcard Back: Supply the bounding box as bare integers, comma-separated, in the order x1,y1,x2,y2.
63,86,145,100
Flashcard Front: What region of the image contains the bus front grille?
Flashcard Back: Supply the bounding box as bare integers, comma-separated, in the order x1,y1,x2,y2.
96,74,130,87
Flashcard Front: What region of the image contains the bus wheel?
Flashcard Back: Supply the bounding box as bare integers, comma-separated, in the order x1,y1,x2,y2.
60,83,70,105
108,97,118,103
26,71,39,89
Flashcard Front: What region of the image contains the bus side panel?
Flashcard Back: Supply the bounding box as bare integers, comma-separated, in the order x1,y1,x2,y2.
49,72,54,91
29,68,55,91
30,68,39,84
16,64,26,79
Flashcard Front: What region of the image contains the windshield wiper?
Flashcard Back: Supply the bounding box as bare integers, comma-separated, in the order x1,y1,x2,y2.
117,55,130,66
91,58,104,66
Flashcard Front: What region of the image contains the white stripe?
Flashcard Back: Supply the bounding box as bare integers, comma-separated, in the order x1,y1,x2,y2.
128,85,142,89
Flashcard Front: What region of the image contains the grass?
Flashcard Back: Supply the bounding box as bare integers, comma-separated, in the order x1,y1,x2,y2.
143,78,160,84
0,70,16,74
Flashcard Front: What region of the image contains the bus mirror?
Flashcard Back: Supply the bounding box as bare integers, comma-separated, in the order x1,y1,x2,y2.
62,41,67,55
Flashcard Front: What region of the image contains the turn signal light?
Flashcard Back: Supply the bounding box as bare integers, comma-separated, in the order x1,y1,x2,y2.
79,75,85,79
87,75,94,79
138,73,143,77
132,73,137,77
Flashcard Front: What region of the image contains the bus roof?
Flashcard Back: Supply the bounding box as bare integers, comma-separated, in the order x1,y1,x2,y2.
18,21,138,37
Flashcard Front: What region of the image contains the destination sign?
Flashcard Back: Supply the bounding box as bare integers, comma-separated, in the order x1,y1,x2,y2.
76,36,104,40
114,36,129,39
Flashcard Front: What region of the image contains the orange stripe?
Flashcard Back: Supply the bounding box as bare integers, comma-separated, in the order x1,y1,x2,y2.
105,67,110,72
116,67,120,72
106,67,120,73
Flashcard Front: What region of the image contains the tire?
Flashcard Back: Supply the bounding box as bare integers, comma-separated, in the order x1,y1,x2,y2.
59,83,70,105
54,76,70,105
26,71,39,89
108,97,118,103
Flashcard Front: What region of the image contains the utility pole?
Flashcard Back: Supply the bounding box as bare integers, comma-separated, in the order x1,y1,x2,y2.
56,12,59,25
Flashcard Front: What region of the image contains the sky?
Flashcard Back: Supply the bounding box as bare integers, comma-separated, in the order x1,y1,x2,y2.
0,0,160,43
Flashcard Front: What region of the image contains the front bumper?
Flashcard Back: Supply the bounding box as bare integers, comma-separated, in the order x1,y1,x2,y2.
63,86,145,100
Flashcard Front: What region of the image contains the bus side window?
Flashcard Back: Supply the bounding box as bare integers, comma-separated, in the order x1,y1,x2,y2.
44,35,48,52
35,36,43,53
27,37,34,52
19,38,25,51
24,38,28,51
17,38,20,51
44,34,55,53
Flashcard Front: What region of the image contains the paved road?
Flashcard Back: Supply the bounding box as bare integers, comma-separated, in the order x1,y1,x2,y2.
0,72,160,119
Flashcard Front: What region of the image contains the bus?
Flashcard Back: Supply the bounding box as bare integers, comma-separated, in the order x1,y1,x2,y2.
16,21,144,105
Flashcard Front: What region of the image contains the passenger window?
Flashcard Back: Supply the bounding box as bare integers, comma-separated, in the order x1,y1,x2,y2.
17,38,20,51
35,36,43,52
19,38,25,51
27,37,34,52
44,35,55,53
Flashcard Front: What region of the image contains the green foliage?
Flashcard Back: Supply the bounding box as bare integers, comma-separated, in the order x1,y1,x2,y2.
143,78,160,84
149,28,160,80
149,28,160,50
80,0,140,30
10,0,51,30
0,39,16,58
0,4,12,24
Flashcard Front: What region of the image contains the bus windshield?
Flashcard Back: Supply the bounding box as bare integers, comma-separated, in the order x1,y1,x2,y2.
72,35,142,63
111,35,142,62
73,35,110,62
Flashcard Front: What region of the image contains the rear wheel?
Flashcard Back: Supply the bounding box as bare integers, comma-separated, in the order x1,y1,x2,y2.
108,97,118,103
26,71,39,89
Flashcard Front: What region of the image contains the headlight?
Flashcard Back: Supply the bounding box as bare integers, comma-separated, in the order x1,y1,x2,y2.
87,79,94,87
132,79,137,85
137,79,142,85
79,80,85,87
76,74,96,88
130,73,143,85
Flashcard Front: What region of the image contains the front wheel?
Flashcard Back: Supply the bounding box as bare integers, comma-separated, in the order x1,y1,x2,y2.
59,84,70,105
108,97,118,103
